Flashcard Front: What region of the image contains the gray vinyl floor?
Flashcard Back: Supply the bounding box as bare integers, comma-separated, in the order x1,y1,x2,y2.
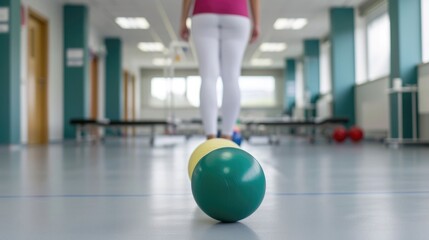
1,137,429,240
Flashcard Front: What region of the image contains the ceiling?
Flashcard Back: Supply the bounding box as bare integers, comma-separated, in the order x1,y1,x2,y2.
62,0,367,69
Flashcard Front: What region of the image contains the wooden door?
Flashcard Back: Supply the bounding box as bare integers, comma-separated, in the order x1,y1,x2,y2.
90,56,99,119
131,75,136,136
131,75,136,121
27,10,48,145
123,70,129,120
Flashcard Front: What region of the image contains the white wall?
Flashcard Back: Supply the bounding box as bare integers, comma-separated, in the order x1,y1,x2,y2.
139,68,285,120
20,0,63,143
355,77,390,137
294,61,305,108
418,63,429,114
418,63,429,139
292,61,305,120
316,94,333,120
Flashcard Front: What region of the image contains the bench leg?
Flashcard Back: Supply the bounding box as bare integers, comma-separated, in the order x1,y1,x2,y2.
76,125,82,142
150,126,155,146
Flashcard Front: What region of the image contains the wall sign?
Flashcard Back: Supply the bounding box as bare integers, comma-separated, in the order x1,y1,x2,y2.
67,48,84,67
0,23,8,33
0,7,9,22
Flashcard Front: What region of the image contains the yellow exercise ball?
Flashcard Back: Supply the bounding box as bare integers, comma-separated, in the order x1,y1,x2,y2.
188,138,239,179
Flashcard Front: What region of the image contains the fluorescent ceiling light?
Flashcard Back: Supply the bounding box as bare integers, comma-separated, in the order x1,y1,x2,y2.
116,17,150,29
260,43,287,52
251,58,273,66
138,42,165,52
153,58,172,66
274,18,308,30
186,18,192,28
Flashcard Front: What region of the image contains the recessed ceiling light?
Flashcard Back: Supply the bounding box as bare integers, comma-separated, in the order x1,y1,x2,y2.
251,58,273,66
153,58,172,66
138,42,165,52
116,17,150,29
274,18,308,30
260,43,287,52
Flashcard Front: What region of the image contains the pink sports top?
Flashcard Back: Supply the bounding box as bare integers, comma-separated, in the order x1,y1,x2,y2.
193,0,249,18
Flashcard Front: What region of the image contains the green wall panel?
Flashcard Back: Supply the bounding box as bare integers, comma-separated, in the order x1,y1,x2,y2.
104,38,122,120
304,39,320,105
285,58,296,115
0,0,21,144
330,8,356,126
389,0,421,139
63,5,89,139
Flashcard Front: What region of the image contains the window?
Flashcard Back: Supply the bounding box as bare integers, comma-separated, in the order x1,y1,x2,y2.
320,41,332,94
295,61,305,107
366,13,391,80
422,0,429,63
355,13,368,85
149,76,277,108
150,77,188,107
240,76,276,107
186,76,223,108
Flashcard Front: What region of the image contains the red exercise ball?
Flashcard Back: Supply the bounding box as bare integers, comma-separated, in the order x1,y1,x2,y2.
332,127,348,143
349,127,364,142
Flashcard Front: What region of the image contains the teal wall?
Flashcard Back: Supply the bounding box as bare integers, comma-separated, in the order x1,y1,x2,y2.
285,58,296,115
304,39,320,104
63,5,89,139
304,39,320,119
389,0,422,138
105,38,122,120
0,0,21,144
330,8,356,126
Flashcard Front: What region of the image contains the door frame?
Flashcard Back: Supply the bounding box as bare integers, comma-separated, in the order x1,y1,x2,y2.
131,74,136,121
123,70,129,120
27,8,49,144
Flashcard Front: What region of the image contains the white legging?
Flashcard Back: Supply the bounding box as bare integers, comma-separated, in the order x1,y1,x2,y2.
191,14,250,136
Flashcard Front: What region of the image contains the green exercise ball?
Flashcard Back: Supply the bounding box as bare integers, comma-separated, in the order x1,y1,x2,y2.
191,147,266,223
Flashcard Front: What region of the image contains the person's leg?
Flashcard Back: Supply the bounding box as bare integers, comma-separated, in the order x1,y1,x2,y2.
219,15,251,139
191,14,220,138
